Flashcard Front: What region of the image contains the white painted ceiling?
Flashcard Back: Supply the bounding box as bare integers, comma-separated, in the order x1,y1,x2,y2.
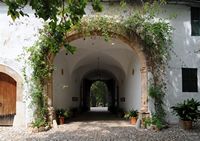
55,36,139,80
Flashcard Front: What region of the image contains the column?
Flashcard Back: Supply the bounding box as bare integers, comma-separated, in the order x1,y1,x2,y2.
140,67,148,112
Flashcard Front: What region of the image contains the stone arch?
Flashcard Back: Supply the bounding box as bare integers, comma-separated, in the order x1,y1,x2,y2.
47,30,148,116
0,64,25,126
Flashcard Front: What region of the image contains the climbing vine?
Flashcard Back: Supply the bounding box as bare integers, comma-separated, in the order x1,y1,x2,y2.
23,1,173,128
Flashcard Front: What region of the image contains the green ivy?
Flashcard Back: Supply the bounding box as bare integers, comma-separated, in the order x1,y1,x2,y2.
149,85,166,124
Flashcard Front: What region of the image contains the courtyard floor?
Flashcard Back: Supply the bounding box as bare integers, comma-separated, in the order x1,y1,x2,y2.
1,108,200,141
0,120,200,141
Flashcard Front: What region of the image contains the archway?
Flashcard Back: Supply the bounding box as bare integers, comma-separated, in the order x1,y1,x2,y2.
90,81,109,111
81,70,117,113
51,32,148,118
0,64,24,126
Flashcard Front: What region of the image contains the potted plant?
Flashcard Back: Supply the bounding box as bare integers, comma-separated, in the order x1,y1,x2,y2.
124,109,138,125
56,109,70,124
171,98,200,130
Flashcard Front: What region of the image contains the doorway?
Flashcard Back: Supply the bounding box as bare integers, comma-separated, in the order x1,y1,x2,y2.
81,74,118,114
0,72,16,125
90,81,108,112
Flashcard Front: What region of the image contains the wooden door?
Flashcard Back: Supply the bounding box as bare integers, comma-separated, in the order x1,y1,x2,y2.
0,72,16,125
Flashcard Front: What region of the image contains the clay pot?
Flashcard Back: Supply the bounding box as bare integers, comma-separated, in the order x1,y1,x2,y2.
130,117,137,125
59,116,65,125
179,120,192,130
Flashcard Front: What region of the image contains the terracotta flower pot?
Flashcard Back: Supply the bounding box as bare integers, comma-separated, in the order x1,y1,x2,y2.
179,120,192,130
59,116,65,125
130,117,137,125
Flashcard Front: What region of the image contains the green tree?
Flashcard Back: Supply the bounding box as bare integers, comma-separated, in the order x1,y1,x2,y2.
90,81,108,107
1,0,103,40
1,0,103,21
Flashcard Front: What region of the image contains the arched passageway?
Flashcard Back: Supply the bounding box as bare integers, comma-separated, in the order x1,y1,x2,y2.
81,70,117,112
51,35,148,119
90,80,109,108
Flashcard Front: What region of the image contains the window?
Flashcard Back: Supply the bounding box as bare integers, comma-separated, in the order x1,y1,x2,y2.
191,7,200,36
182,68,198,92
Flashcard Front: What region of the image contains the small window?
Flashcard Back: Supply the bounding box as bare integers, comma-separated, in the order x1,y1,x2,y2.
191,7,200,36
182,68,198,92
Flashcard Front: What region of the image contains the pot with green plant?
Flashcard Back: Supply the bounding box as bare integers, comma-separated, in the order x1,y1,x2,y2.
56,109,70,124
124,109,138,125
171,98,200,130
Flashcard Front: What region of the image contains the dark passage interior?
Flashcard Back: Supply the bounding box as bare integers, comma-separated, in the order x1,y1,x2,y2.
71,109,122,121
74,70,120,121
80,70,119,113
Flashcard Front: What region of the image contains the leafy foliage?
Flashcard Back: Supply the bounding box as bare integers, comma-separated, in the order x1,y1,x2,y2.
92,0,103,12
32,117,47,128
144,114,163,130
90,81,108,107
149,85,166,128
3,0,102,21
171,98,200,121
55,109,71,118
124,109,138,119
151,114,164,129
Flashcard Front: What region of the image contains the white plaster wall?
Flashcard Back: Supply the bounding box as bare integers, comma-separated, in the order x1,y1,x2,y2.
53,50,78,109
160,5,200,123
120,52,141,111
0,3,43,126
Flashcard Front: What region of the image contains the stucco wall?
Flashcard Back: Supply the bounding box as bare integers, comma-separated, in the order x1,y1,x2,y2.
161,5,200,123
1,3,200,125
121,54,141,111
0,4,43,126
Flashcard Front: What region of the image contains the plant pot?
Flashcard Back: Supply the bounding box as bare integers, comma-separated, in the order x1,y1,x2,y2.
59,116,65,125
179,120,192,130
130,117,137,125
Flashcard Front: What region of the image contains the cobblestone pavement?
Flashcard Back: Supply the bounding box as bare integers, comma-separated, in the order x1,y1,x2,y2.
0,120,200,141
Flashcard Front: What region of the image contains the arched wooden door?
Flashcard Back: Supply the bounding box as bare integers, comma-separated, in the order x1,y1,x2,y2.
0,72,16,125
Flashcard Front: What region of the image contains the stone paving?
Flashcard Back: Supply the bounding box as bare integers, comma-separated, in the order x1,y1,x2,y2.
0,110,200,141
0,120,200,141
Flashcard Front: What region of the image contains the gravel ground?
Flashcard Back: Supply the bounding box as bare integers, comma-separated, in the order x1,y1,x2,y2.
0,120,200,141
